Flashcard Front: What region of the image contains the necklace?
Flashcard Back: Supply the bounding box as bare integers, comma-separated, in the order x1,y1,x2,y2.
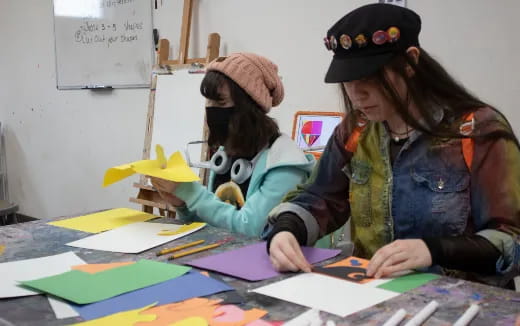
388,126,413,142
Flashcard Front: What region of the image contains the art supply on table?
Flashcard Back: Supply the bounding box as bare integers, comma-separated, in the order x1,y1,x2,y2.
21,260,190,304
169,243,221,260
72,271,233,320
382,308,407,326
252,272,399,317
47,208,156,233
157,240,205,256
403,300,439,326
187,241,341,281
66,222,205,254
453,304,480,326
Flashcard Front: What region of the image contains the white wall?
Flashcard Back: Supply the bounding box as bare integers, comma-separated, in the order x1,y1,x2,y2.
1,0,519,218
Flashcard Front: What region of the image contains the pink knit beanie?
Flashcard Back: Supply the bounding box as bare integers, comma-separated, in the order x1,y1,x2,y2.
206,53,284,113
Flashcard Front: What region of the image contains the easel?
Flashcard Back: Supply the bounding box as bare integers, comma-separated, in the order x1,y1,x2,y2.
130,0,221,217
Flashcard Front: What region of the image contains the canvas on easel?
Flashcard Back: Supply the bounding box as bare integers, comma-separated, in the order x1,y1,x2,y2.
291,111,344,159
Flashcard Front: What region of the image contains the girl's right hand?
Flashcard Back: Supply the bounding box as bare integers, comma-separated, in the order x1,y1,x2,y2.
269,231,312,273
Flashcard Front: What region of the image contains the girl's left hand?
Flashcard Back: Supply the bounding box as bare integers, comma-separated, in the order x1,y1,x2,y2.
366,239,432,278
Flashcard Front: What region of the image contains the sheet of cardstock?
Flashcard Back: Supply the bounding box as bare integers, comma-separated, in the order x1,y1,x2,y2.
72,262,135,273
73,304,157,326
186,242,341,281
0,251,85,298
74,272,233,320
66,222,205,253
377,273,441,293
21,260,190,304
48,208,156,233
252,272,400,317
103,145,199,187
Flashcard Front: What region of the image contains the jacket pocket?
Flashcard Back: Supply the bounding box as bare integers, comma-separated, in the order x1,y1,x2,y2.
411,169,470,235
348,159,373,227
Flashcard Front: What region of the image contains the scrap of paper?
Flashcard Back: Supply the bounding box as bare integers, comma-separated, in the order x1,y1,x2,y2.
313,256,374,284
73,272,233,320
186,241,340,281
66,222,206,254
103,145,199,187
72,262,135,274
21,260,190,304
73,304,157,326
158,223,205,236
252,272,399,317
134,298,267,326
48,208,156,233
0,245,5,255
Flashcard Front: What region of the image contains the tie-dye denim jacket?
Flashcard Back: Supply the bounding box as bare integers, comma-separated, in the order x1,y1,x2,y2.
266,107,520,282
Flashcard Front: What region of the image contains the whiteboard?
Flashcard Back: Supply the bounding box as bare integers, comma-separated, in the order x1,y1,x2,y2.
152,70,207,176
53,0,154,89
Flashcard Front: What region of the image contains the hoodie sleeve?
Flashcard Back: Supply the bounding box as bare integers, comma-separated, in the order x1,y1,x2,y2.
174,166,309,237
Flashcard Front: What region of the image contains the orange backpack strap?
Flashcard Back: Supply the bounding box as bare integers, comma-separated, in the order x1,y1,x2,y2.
460,112,475,171
344,119,368,153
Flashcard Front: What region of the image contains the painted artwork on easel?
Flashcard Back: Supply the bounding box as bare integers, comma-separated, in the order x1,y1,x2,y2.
292,111,344,154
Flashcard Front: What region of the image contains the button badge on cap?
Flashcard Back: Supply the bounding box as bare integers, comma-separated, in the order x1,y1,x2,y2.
372,30,388,45
339,34,352,50
354,34,368,48
323,36,332,51
329,35,338,50
387,27,401,43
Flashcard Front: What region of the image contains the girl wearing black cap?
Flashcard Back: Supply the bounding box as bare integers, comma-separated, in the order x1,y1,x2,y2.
265,3,520,288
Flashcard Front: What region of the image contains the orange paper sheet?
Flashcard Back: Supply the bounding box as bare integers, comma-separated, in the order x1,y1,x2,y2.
323,256,374,284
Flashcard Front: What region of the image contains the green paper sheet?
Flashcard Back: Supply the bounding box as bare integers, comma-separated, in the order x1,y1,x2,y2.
377,273,440,293
21,260,190,304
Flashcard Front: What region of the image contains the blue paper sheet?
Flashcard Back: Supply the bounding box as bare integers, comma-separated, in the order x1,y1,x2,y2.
73,272,233,320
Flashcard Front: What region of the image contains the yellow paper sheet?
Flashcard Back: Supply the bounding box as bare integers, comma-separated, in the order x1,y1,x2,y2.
48,208,156,233
72,262,135,274
103,145,199,187
0,245,5,256
74,304,157,326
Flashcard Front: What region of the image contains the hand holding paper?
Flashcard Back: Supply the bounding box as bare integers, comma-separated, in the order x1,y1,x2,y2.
103,145,199,187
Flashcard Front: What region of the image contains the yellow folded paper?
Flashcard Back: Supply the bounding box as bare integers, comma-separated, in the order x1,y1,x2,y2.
103,145,200,187
48,208,156,233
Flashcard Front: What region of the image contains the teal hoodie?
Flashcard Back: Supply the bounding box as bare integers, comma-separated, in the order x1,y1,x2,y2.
174,134,315,237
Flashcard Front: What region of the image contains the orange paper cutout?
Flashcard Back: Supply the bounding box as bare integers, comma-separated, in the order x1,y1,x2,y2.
170,317,208,326
135,298,221,326
135,298,267,326
72,262,135,274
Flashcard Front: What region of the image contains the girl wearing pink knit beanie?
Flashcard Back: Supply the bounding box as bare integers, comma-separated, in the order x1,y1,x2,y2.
151,53,315,237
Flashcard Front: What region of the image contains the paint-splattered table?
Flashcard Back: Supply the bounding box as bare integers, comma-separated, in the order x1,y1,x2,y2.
0,218,518,326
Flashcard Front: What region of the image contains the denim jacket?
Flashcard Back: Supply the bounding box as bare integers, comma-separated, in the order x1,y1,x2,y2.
267,107,520,281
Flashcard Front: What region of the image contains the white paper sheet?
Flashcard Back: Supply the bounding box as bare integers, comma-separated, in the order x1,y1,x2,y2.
47,296,79,319
252,273,400,317
0,252,85,298
66,222,206,253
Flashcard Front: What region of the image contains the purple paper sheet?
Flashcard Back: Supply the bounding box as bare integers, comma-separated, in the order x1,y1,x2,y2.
186,241,341,281
72,272,232,320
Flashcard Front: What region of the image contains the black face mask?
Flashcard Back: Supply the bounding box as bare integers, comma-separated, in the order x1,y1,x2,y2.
205,106,235,146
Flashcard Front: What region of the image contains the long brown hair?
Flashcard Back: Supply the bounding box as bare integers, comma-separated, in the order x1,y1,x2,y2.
201,71,280,157
340,48,519,147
